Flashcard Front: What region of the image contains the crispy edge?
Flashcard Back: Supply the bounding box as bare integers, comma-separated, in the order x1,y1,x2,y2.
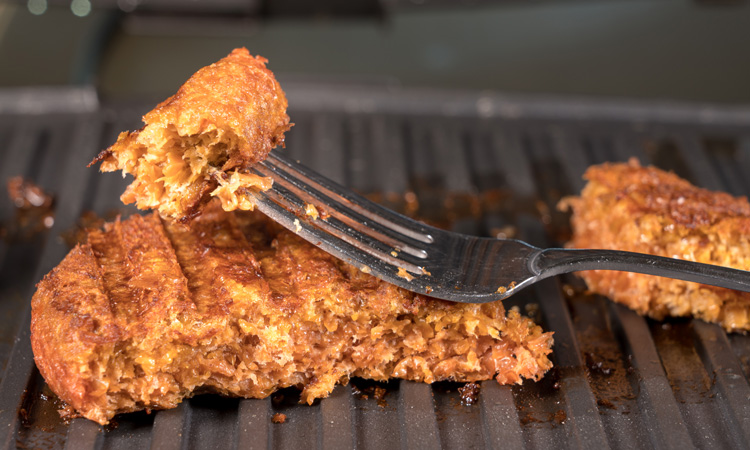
31,243,122,424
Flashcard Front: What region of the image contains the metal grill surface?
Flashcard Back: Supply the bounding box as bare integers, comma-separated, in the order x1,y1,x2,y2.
1,83,750,449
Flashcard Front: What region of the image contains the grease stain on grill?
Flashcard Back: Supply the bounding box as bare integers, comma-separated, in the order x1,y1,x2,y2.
650,319,715,404
512,365,570,429
563,276,638,415
365,187,553,240
16,376,72,450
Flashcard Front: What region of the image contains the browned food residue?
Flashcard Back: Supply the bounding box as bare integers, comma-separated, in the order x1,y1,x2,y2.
271,413,286,424
458,382,481,406
2,176,55,242
351,380,392,408
305,203,319,220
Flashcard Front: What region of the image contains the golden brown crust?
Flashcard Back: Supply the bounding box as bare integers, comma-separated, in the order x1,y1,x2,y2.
562,159,750,332
32,202,553,424
90,48,291,221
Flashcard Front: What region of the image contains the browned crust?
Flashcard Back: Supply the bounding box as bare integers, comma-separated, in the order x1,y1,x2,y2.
32,202,553,424
91,48,291,221
562,159,750,332
140,49,290,168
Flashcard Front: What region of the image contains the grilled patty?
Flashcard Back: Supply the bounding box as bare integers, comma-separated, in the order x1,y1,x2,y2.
562,159,750,332
31,202,553,425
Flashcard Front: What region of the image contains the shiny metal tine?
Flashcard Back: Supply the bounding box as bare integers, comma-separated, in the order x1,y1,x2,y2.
267,150,434,244
255,182,426,275
257,158,429,260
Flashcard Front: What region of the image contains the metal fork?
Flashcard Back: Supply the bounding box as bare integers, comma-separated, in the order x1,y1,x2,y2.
249,149,750,303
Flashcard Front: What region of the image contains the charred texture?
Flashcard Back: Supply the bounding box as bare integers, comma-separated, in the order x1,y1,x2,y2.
31,202,553,425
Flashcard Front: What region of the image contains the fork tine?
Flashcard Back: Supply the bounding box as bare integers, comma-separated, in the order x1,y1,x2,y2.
257,155,432,260
267,150,435,244
254,177,428,275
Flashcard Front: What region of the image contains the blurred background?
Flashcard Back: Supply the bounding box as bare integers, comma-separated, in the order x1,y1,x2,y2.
1,0,750,104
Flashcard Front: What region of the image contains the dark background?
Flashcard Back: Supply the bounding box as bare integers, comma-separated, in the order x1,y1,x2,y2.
1,0,750,104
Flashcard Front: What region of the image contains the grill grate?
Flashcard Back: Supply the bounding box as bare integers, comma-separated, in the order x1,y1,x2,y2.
1,85,750,449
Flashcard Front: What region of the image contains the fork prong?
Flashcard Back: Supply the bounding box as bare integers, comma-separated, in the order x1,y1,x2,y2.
255,177,428,274
257,157,431,260
267,150,435,244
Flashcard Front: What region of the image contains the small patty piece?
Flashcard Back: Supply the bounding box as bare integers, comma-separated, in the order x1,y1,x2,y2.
561,159,750,332
31,202,552,425
90,48,291,222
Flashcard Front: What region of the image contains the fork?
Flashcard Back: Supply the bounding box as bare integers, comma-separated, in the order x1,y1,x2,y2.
249,150,750,303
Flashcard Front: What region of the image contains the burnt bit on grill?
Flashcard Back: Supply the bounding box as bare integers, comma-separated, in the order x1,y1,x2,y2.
271,413,287,424
2,176,55,242
584,352,614,376
458,382,480,406
351,378,393,408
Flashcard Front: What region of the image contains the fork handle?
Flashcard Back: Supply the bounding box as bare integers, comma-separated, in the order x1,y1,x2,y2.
532,248,750,293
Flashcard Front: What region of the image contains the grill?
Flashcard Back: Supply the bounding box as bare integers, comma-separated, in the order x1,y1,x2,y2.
1,82,750,449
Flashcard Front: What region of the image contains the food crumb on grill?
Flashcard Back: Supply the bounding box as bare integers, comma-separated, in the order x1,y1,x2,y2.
584,352,614,376
360,265,371,274
420,268,431,276
305,203,319,220
352,381,390,407
496,286,507,294
390,250,398,257
396,267,414,281
58,403,80,421
372,386,388,408
271,413,286,424
553,409,567,425
2,176,55,242
8,176,53,209
293,218,302,233
458,382,481,405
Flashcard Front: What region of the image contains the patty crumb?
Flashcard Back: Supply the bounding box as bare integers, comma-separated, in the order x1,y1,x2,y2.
271,413,287,424
458,382,481,405
397,267,414,281
305,203,319,220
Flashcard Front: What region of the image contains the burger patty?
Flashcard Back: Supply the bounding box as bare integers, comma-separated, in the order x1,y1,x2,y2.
31,202,553,425
562,159,750,332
